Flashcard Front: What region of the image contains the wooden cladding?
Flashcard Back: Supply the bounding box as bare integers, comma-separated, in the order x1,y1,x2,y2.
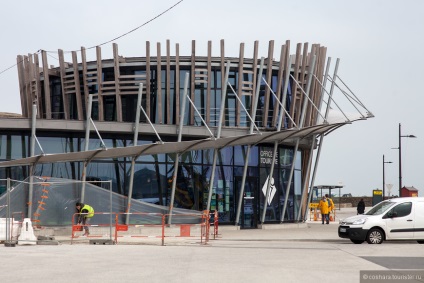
16,40,328,129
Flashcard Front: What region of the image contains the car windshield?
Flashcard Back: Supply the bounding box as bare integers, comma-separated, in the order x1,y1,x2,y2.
365,201,396,215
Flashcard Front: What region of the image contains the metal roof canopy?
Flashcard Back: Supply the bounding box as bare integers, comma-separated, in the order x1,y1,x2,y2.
0,123,347,168
313,184,344,210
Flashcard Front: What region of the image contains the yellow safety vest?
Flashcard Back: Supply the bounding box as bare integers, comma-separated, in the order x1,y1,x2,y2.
80,204,94,218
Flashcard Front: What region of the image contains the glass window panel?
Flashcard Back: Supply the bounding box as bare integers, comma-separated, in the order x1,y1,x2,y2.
280,166,295,222
134,140,166,163
8,135,28,159
234,145,258,166
259,168,280,222
181,150,202,164
0,167,25,182
279,147,293,168
259,146,278,167
216,70,222,88
86,161,125,194
293,170,302,220
131,163,167,205
0,135,8,159
35,137,79,155
295,150,302,170
167,164,202,210
34,162,75,180
203,165,233,222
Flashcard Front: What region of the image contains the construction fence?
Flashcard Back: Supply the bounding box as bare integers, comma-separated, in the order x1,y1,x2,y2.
1,177,220,246
71,211,219,245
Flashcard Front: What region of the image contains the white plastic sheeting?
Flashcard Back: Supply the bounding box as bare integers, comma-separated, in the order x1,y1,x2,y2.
0,177,201,226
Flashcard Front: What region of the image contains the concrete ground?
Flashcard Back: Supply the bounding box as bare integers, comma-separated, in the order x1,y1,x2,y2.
1,207,423,283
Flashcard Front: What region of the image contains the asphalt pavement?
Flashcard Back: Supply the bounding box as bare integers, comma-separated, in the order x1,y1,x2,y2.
1,207,423,283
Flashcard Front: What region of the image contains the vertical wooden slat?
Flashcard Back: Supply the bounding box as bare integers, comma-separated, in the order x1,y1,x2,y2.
190,40,195,125
236,43,244,126
26,54,34,117
282,40,291,129
157,42,162,124
175,43,180,126
146,42,151,119
272,43,287,127
296,43,309,126
72,51,83,120
41,51,51,119
113,43,122,122
16,55,28,117
314,46,325,108
24,55,31,116
58,49,69,119
305,44,319,126
96,46,104,121
166,40,171,124
310,44,321,126
250,41,259,118
262,40,274,127
312,46,327,125
81,47,89,119
34,53,42,118
289,43,302,127
206,40,212,125
220,39,225,126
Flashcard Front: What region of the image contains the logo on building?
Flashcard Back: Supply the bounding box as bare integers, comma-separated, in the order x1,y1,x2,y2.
262,176,276,205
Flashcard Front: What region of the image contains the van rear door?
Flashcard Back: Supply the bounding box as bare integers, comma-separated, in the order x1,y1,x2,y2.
384,201,414,239
413,201,424,240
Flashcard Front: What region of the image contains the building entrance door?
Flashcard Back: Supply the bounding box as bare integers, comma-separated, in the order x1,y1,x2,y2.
236,177,259,229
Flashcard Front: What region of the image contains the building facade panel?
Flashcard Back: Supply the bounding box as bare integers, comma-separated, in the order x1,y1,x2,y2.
3,40,335,227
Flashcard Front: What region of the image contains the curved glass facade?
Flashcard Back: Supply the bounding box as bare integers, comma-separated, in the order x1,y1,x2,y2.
0,133,302,225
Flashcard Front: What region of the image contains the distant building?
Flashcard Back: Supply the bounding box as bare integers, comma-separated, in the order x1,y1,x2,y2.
401,186,419,197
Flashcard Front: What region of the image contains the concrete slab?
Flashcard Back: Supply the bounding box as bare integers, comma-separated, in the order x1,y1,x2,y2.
89,239,115,245
37,240,59,245
0,208,421,283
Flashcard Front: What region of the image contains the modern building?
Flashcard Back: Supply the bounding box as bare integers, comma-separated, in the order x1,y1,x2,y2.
0,40,372,228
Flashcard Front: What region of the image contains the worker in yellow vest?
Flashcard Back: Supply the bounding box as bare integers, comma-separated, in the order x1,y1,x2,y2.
76,202,94,236
325,194,335,222
318,195,330,224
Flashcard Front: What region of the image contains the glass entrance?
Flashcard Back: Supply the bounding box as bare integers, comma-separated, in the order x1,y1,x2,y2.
236,177,258,229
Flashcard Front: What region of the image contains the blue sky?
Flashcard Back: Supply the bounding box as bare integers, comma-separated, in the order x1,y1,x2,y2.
0,0,423,196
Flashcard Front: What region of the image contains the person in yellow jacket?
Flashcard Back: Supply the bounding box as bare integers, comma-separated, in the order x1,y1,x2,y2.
318,196,330,224
325,194,335,221
76,202,94,236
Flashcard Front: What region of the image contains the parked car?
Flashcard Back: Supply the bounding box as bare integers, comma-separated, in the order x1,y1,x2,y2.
342,193,352,197
338,197,424,244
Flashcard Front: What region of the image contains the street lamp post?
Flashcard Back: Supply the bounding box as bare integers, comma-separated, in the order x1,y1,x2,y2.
397,123,416,197
382,154,392,199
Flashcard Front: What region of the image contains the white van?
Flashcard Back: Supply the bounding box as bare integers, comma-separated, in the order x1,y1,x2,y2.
338,197,424,244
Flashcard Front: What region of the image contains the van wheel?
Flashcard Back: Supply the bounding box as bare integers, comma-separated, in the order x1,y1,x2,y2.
366,228,384,244
417,241,424,244
351,239,364,244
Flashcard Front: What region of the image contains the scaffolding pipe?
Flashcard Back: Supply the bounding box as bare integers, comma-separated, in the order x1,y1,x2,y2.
206,61,230,211
109,180,113,242
260,56,292,224
28,103,37,218
126,83,143,224
6,178,11,244
235,57,265,225
305,58,340,220
281,55,316,222
168,73,189,224
296,58,333,221
81,93,93,202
